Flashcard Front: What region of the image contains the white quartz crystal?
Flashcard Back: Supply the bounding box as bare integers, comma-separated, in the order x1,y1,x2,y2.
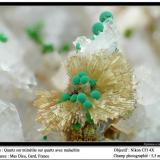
132,100,160,141
113,104,146,141
117,7,150,33
0,100,24,141
135,65,160,106
121,31,158,67
0,20,40,141
0,20,37,91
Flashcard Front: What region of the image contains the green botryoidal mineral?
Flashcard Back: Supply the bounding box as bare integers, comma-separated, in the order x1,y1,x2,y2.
78,71,87,77
43,135,48,141
56,71,102,133
77,92,87,104
76,42,81,51
42,43,55,54
26,23,72,55
89,79,96,88
72,75,80,85
71,123,82,131
0,33,8,43
26,22,44,44
80,75,89,84
85,112,94,124
92,22,104,35
82,100,92,109
87,11,113,43
59,43,71,54
90,90,101,100
99,11,113,23
26,22,55,54
124,28,135,38
60,93,70,102
70,94,78,102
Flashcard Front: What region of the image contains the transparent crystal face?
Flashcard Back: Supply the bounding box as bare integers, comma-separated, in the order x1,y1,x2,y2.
0,100,24,141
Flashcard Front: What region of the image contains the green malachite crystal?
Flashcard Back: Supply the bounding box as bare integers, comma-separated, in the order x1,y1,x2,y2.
92,22,104,35
26,22,54,54
0,33,8,43
72,75,80,85
99,11,113,23
60,93,70,102
26,22,44,44
70,94,78,102
43,135,48,140
77,93,87,103
124,28,134,38
59,43,71,53
80,75,89,84
59,71,100,115
90,90,101,100
76,42,81,50
78,71,87,77
89,79,96,88
83,100,92,109
86,112,94,124
71,123,81,131
42,43,54,54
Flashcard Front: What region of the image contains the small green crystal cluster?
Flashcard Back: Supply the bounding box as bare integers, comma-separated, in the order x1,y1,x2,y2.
0,33,8,43
43,135,48,141
26,22,54,54
92,11,113,36
123,28,135,38
59,42,71,54
26,22,71,54
60,71,101,109
76,11,113,51
58,71,102,131
76,42,81,51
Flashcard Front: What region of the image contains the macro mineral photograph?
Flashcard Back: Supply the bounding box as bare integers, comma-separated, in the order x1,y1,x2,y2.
0,6,160,142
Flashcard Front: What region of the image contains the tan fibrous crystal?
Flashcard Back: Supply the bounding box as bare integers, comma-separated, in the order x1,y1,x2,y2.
33,50,136,140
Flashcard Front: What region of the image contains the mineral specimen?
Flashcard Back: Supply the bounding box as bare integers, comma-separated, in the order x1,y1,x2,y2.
33,11,136,141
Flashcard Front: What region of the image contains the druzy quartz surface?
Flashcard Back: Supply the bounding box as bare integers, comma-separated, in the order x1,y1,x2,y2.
0,6,160,141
